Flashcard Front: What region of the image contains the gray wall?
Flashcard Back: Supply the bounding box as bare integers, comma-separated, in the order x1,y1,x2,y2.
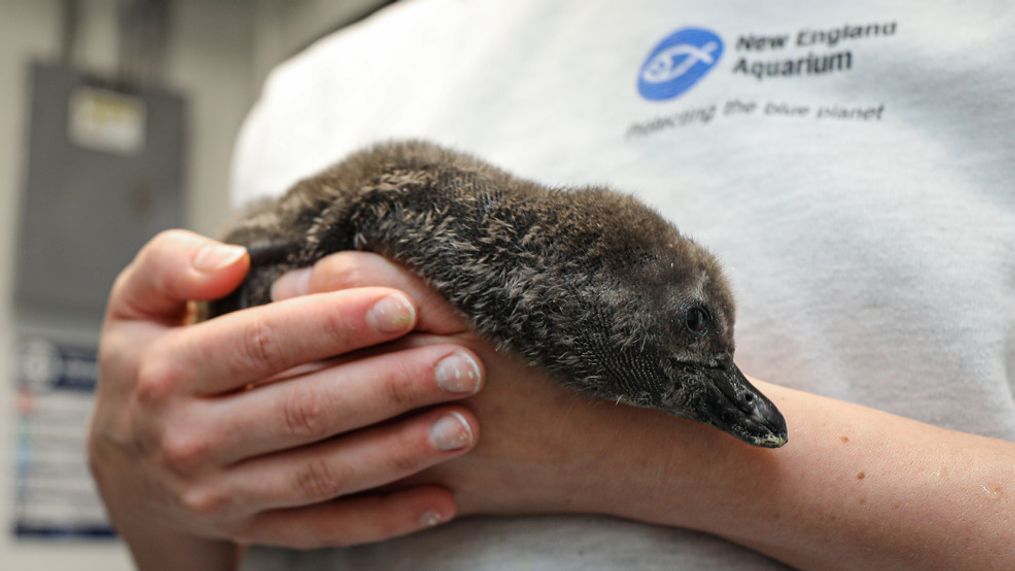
0,0,385,567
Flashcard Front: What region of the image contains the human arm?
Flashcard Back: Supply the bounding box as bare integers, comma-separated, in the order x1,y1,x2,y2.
623,380,1014,570
88,231,484,571
471,377,1014,570
281,251,1015,571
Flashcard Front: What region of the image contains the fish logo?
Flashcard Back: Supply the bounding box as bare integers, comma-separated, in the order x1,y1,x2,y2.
638,28,724,101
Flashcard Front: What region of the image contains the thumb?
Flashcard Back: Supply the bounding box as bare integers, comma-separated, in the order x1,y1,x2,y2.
107,229,249,321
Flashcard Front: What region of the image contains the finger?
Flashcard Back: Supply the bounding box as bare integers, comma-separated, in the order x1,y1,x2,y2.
153,287,418,395
108,229,249,322
271,251,468,335
237,485,456,549
206,344,484,463
218,406,478,512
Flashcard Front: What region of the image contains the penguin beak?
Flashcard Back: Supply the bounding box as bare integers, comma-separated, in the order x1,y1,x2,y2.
696,363,788,448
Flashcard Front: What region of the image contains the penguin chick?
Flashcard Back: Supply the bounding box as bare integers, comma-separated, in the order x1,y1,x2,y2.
210,140,788,448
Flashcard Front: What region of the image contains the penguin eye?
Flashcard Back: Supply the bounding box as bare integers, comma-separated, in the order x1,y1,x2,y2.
685,306,709,335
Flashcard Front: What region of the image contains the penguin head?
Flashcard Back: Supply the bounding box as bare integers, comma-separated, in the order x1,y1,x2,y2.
600,236,788,448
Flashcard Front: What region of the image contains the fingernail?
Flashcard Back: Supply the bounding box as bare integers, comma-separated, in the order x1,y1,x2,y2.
193,244,246,272
270,268,312,301
429,412,473,451
367,294,415,333
420,509,445,527
434,352,482,394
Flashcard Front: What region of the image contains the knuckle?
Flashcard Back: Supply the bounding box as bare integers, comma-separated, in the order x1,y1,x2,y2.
180,484,230,518
294,458,345,501
154,228,189,242
160,430,211,473
381,367,420,409
317,254,365,290
141,229,189,268
97,331,134,381
108,268,134,306
111,230,194,317
151,229,191,251
388,443,426,475
136,357,182,406
317,307,356,348
281,384,329,440
238,318,286,373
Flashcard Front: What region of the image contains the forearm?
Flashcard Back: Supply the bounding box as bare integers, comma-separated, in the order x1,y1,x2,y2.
601,381,1014,570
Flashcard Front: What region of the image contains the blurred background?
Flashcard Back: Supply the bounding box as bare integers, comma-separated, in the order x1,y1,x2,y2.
0,1,389,568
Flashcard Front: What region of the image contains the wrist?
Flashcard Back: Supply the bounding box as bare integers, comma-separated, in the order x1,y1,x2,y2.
451,394,721,522
571,405,734,527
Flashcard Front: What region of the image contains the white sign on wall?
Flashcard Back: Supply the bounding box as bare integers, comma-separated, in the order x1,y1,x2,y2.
13,337,115,540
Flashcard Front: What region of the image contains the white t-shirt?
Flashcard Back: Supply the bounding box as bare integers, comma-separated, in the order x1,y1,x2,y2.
234,1,1015,568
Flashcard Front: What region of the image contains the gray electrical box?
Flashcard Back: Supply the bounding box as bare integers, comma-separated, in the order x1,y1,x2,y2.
14,62,186,324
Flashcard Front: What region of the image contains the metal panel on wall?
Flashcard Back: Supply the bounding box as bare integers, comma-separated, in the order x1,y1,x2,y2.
14,61,186,323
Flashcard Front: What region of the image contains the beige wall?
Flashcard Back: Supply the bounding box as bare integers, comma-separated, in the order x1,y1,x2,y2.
0,0,384,568
252,0,387,85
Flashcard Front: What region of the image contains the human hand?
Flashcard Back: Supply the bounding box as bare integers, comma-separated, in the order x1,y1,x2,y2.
89,230,484,570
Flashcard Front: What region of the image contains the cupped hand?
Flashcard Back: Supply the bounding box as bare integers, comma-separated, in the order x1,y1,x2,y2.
89,230,485,569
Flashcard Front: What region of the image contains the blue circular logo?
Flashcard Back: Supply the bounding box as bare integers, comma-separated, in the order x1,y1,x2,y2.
638,28,724,101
